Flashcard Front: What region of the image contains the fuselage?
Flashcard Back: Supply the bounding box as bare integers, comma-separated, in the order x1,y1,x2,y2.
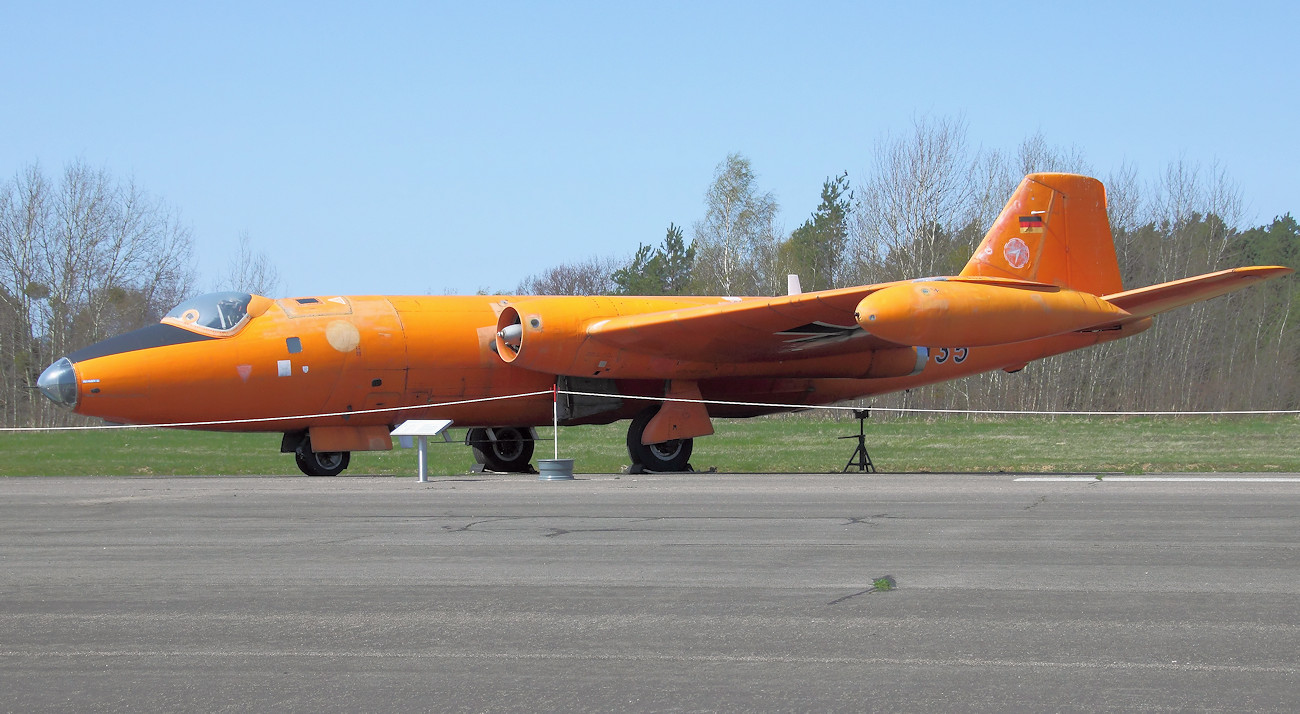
39,290,1147,435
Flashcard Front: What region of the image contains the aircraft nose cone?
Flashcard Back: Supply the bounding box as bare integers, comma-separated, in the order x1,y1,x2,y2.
37,357,78,408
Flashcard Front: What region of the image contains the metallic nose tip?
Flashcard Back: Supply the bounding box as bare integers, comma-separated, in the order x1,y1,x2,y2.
37,357,78,407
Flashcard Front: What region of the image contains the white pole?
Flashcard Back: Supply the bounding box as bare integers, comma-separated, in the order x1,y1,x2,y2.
417,435,428,483
552,383,559,460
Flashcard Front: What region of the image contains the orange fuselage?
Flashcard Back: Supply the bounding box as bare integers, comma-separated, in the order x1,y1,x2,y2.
65,292,1146,434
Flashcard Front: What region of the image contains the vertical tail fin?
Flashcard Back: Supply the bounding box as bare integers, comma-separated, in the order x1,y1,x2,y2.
961,173,1122,296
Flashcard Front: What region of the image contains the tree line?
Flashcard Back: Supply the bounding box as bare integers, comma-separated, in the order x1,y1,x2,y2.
516,117,1299,413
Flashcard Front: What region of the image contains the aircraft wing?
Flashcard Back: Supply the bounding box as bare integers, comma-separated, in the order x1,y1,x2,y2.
579,267,1291,365
585,283,901,363
584,275,1071,363
1103,266,1293,320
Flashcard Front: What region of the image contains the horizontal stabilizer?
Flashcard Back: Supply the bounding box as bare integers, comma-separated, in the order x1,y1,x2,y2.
1104,266,1293,320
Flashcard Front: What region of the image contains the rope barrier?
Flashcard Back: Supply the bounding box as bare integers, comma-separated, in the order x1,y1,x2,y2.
0,390,554,432
2,387,1297,433
559,390,1300,417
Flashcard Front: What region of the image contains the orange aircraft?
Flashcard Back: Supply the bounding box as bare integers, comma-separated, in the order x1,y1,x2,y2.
36,174,1292,475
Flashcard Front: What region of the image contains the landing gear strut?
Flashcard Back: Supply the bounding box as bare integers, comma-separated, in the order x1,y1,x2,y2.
626,407,693,472
466,426,536,472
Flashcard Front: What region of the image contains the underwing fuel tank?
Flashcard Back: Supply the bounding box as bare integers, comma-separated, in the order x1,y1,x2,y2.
855,280,1132,347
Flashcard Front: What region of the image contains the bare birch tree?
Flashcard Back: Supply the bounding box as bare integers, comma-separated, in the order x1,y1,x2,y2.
215,232,282,297
0,161,194,426
691,153,780,295
851,115,976,283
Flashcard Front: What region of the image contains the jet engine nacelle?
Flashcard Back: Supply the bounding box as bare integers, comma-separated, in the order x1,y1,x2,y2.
495,299,932,381
493,302,591,374
855,280,1132,347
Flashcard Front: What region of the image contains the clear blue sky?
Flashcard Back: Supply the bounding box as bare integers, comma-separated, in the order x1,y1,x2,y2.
2,1,1296,297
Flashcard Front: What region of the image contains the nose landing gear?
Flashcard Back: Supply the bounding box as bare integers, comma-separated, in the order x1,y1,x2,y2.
284,432,351,476
295,443,351,476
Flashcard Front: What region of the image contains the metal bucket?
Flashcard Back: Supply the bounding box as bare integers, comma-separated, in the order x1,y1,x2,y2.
537,458,575,480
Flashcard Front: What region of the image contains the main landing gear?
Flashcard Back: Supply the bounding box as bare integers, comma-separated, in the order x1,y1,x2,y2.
625,407,693,472
465,410,693,474
466,426,536,473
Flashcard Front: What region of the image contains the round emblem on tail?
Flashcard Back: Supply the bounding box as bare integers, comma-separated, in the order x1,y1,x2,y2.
1003,237,1030,269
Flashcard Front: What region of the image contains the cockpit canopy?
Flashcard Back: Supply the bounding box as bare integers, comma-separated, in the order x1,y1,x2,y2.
161,291,268,336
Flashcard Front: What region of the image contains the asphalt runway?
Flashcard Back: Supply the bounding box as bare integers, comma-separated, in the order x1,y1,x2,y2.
2,473,1298,712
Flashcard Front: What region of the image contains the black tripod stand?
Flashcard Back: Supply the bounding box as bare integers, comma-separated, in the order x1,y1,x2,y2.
839,409,876,473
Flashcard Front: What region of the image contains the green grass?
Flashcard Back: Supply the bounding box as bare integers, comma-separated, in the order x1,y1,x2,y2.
1,414,1298,476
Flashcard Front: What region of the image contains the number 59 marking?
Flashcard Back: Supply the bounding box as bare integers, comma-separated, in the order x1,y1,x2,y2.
933,347,969,365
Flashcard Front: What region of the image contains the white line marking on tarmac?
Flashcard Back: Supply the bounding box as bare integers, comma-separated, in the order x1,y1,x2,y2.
1,650,1296,674
1016,476,1300,483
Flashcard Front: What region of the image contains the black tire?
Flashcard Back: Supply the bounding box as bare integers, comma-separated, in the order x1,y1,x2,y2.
467,426,535,472
295,444,351,476
626,407,693,472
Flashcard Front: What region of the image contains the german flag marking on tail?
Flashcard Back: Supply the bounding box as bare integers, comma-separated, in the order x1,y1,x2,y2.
1019,215,1045,233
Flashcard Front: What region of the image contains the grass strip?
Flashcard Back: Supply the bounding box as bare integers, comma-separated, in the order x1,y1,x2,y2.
2,414,1298,477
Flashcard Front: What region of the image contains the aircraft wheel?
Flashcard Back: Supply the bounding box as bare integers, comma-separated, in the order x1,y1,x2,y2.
295,444,351,476
626,407,693,472
467,426,535,472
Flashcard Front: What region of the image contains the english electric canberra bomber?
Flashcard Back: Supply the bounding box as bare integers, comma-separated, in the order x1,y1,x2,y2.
37,174,1292,475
